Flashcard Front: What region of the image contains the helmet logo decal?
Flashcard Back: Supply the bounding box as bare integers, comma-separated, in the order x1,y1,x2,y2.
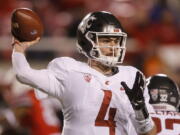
79,15,96,33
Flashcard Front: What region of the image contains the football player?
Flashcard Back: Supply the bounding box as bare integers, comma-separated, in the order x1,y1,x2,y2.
11,11,156,135
147,74,180,135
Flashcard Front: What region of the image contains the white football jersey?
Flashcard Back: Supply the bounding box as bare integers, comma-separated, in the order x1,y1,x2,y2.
12,53,154,135
41,57,154,135
150,111,180,135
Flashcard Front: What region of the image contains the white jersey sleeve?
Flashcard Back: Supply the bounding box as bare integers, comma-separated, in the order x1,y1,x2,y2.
12,51,74,100
12,51,53,93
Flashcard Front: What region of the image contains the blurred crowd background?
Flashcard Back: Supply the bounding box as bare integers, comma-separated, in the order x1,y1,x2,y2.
0,0,180,134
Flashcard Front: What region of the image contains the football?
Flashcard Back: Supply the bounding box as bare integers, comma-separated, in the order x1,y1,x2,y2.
11,8,43,42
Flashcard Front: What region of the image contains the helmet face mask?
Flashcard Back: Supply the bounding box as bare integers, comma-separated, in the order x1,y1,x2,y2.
147,74,180,111
86,30,127,66
77,11,127,67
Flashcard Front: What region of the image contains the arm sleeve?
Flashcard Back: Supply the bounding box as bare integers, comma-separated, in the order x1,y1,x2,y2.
12,51,62,98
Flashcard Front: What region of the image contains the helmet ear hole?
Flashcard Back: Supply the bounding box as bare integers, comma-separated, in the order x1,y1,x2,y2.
90,49,100,57
87,32,95,41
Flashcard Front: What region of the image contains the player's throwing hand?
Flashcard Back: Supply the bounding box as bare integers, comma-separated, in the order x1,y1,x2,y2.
12,37,40,53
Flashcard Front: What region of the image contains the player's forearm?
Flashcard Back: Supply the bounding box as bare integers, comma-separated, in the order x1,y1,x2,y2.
122,72,157,135
12,50,31,82
135,116,155,135
133,104,156,135
12,51,51,93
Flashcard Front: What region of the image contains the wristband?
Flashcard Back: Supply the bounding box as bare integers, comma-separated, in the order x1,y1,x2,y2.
136,117,154,134
134,105,149,121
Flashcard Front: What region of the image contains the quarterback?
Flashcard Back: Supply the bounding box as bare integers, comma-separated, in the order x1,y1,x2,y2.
147,74,180,135
12,11,156,135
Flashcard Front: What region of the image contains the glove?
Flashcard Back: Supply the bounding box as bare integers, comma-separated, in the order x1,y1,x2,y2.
121,71,149,120
121,71,145,110
121,71,155,133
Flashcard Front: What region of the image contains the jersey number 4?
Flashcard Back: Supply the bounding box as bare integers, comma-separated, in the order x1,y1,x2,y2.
95,90,117,135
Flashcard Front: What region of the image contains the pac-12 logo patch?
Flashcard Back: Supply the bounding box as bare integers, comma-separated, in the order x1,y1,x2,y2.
84,73,92,83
